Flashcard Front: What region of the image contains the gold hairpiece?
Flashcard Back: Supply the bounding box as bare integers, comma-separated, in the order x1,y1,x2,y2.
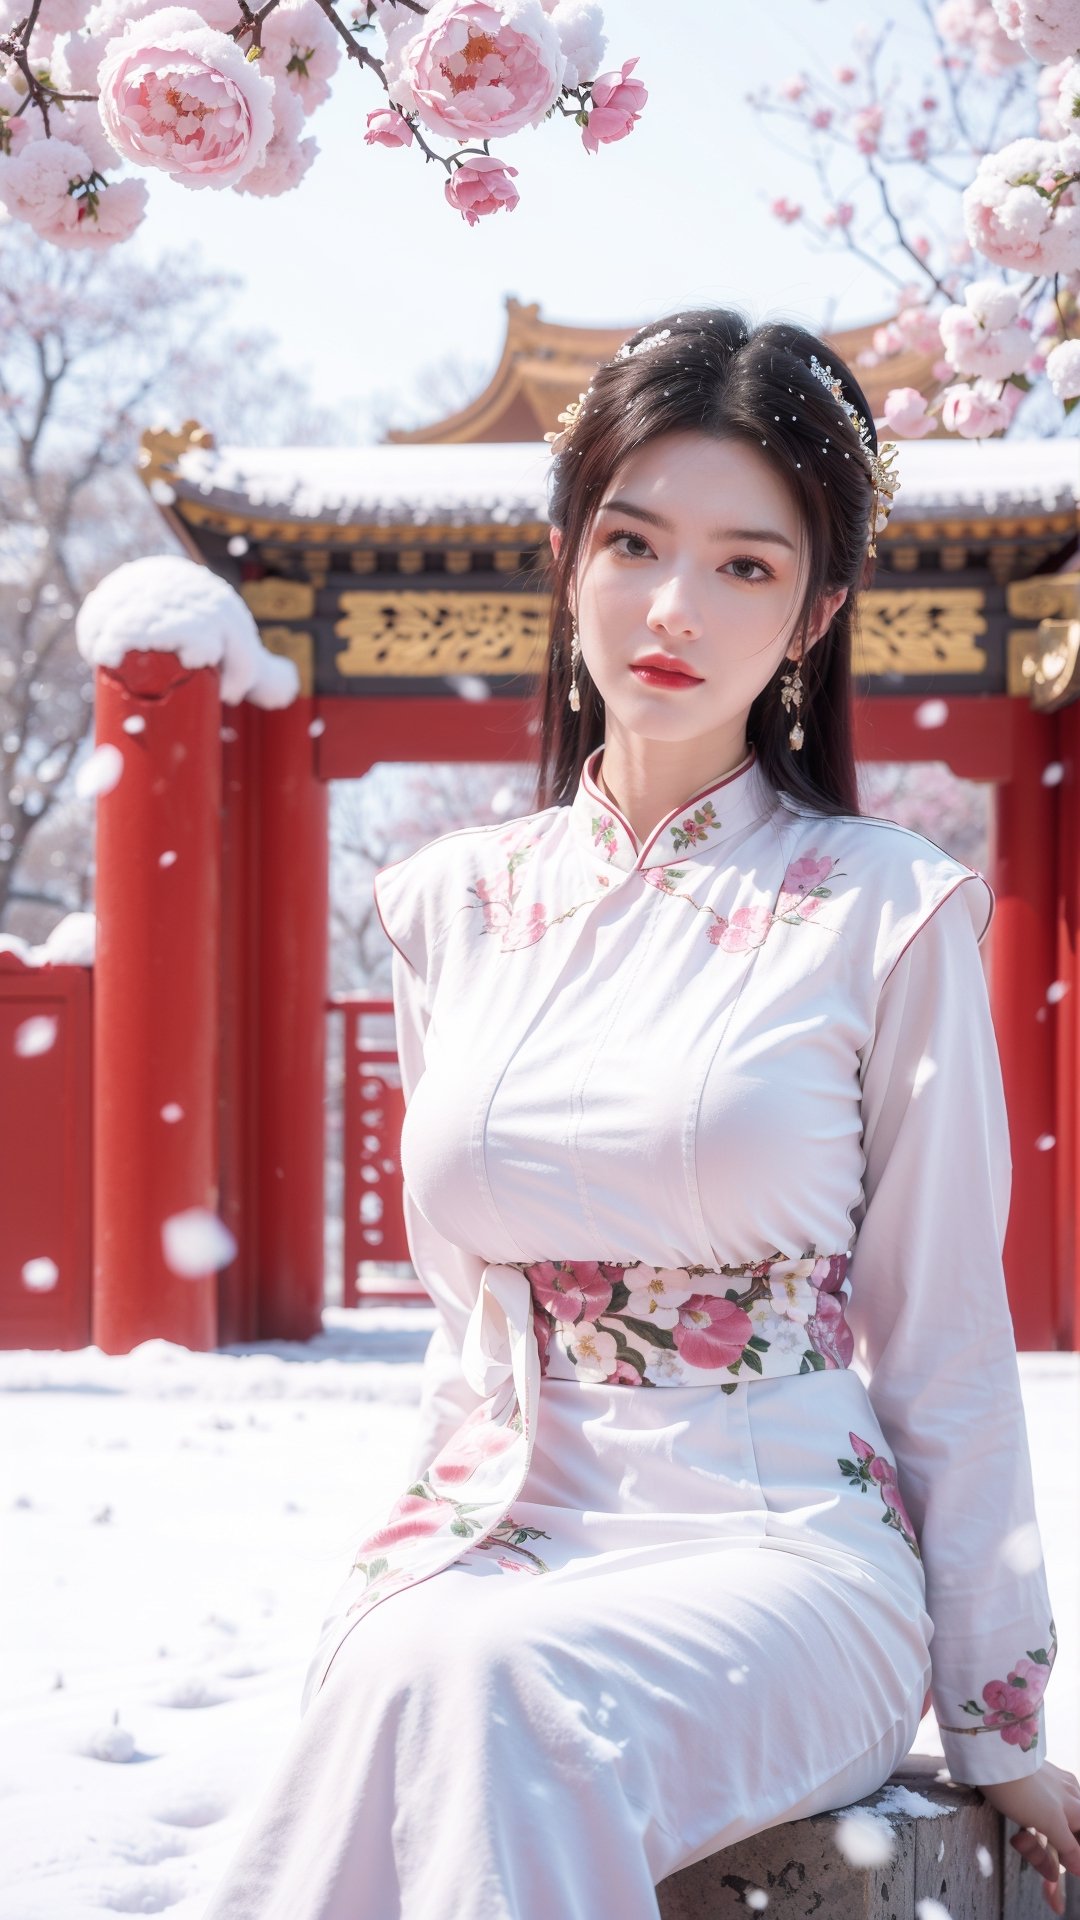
544,391,588,459
808,353,901,558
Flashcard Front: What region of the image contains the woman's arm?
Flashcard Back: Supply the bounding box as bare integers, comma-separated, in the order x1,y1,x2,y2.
846,880,1057,1788
381,911,490,1482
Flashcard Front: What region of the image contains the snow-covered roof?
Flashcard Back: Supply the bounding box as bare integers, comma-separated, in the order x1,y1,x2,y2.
169,437,1080,529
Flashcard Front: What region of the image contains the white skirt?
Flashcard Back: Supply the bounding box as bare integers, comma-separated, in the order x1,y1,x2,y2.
200,1367,933,1919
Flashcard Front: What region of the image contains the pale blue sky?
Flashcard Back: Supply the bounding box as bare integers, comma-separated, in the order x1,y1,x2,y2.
129,1,947,436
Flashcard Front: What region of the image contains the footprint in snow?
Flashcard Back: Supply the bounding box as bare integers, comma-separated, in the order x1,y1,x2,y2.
152,1788,230,1829
155,1675,230,1709
94,1869,186,1913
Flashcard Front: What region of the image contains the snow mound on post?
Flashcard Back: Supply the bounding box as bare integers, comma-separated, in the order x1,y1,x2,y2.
74,554,299,709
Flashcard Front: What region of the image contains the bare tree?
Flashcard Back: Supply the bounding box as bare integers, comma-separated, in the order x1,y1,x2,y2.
0,225,358,938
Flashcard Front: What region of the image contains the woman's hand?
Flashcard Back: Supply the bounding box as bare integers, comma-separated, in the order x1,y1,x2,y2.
976,1761,1080,1914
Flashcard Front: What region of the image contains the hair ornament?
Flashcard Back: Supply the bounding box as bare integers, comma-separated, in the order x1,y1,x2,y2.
613,327,672,361
808,353,901,557
544,391,588,458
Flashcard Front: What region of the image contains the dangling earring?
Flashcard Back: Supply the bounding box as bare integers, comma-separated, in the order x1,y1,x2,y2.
568,618,581,713
779,652,805,751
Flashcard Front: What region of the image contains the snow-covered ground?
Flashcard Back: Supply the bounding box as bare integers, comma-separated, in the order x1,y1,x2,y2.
1,1316,1076,1920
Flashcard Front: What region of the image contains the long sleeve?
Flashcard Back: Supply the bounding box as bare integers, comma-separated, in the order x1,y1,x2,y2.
847,880,1057,1787
379,900,490,1483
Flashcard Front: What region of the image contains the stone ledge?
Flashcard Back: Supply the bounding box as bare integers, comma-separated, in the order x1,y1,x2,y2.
657,1751,1080,1919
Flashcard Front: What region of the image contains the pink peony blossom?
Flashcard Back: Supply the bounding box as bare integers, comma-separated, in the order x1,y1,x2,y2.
0,134,145,248
445,153,520,225
261,0,342,114
383,0,565,142
234,82,317,197
963,135,1080,277
1045,337,1080,398
882,387,938,437
992,0,1080,64
364,106,415,147
672,1293,753,1370
939,380,1012,435
581,54,646,152
96,5,277,189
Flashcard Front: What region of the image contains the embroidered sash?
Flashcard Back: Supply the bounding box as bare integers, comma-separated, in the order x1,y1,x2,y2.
303,1251,853,1706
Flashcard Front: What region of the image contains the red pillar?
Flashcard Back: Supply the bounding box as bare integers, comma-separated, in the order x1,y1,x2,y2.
989,702,1059,1349
217,700,260,1345
1052,702,1079,1353
93,653,221,1354
253,696,328,1341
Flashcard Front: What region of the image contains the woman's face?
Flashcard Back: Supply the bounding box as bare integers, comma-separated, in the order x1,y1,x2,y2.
551,429,847,747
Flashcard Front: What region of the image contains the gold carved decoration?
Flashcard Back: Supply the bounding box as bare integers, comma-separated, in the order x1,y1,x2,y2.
241,579,316,620
855,589,988,676
1006,575,1080,621
335,591,549,676
259,626,314,696
1007,622,1080,708
137,419,215,488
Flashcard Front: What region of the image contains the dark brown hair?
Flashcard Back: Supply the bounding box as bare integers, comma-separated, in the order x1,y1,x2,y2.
529,306,880,818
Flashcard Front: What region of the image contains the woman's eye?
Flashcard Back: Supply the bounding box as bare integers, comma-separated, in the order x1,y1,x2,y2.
604,529,652,558
603,529,773,583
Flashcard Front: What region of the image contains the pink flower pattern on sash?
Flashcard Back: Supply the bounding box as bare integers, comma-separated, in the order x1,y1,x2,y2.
529,1252,853,1392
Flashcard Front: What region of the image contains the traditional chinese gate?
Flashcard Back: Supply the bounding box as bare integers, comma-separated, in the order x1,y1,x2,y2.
11,299,1078,1354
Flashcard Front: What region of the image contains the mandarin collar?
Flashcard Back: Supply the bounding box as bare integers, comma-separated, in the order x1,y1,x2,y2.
570,742,780,874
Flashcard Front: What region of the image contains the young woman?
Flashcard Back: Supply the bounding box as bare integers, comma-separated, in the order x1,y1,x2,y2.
202,309,1077,1918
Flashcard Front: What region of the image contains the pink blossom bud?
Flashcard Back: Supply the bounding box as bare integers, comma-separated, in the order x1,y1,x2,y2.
364,107,414,148
582,56,647,152
444,154,520,226
834,65,857,83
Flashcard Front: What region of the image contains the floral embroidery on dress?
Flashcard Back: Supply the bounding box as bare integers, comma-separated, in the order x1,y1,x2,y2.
467,827,605,950
590,810,621,862
642,849,846,954
837,1432,922,1560
472,1516,552,1573
668,800,719,854
938,1619,1057,1754
467,826,846,957
524,1251,854,1391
